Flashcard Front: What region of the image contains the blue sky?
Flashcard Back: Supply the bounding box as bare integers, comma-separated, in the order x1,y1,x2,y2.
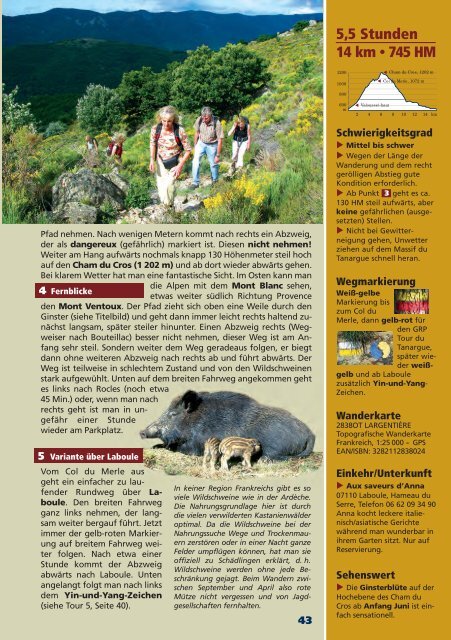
3,1,323,17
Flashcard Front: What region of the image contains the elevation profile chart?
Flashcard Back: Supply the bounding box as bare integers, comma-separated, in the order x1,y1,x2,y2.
349,72,436,111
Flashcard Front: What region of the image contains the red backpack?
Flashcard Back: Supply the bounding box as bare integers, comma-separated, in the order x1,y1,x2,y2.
106,141,122,157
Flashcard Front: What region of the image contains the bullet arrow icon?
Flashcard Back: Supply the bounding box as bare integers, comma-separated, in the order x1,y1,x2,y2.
337,189,343,196
337,141,343,148
337,584,343,590
337,152,343,158
337,481,343,487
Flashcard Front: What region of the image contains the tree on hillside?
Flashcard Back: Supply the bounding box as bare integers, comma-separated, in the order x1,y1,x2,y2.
170,46,215,113
2,85,36,139
156,61,182,111
76,84,122,134
117,67,172,132
171,44,269,117
210,43,270,116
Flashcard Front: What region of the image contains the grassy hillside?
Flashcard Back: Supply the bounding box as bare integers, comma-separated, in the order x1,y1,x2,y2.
246,27,323,128
240,26,323,223
2,24,323,225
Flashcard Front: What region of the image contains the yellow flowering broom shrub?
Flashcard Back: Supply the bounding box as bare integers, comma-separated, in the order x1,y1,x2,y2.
290,95,323,137
202,173,272,223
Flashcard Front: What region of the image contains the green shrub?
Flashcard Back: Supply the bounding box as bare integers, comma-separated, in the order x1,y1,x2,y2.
97,201,118,225
44,121,67,138
125,175,154,209
35,145,82,207
302,76,323,97
121,130,152,177
264,133,323,224
2,85,36,139
298,58,316,81
1,187,30,223
282,136,321,177
2,126,42,194
265,168,321,224
255,34,277,43
293,21,309,32
76,84,122,134
266,169,305,207
2,186,50,223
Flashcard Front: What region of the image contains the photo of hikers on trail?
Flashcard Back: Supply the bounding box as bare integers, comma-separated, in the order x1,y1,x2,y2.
2,10,323,225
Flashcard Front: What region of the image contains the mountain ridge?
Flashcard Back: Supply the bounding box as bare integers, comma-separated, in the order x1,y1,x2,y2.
3,8,323,49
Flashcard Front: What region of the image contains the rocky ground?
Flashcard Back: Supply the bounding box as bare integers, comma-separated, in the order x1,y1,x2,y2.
51,165,237,224
116,175,212,225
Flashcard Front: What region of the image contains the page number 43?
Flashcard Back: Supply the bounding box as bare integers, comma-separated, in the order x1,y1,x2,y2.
298,616,313,624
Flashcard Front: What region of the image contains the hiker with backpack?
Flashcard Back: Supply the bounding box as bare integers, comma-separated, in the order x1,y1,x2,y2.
107,133,126,164
228,116,251,170
85,135,99,167
149,106,192,207
191,106,224,188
